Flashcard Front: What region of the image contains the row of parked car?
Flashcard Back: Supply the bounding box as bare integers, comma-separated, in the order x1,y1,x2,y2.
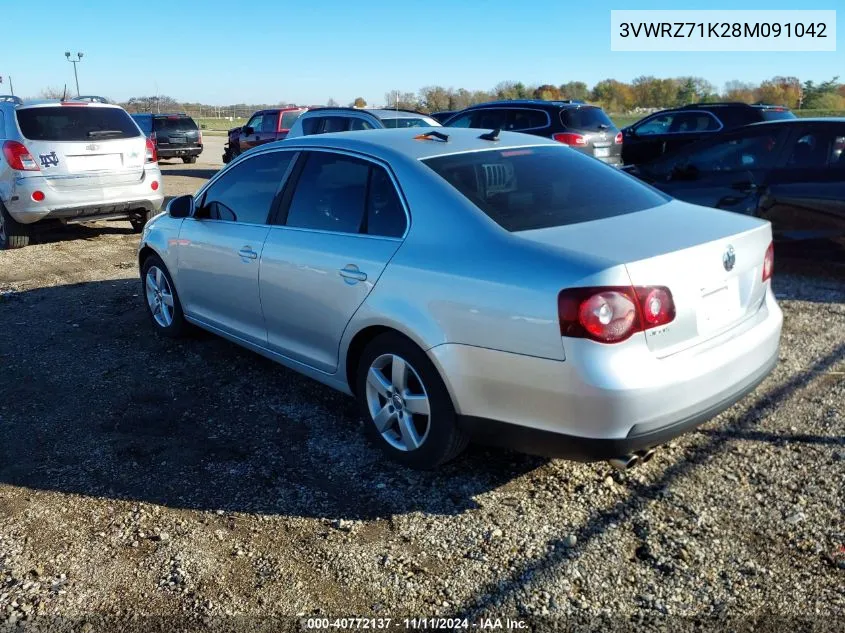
0,93,842,250
219,99,843,242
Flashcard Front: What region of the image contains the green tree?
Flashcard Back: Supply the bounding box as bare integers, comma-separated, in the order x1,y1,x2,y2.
352,97,367,108
559,81,588,101
418,86,451,112
533,84,561,100
801,77,840,109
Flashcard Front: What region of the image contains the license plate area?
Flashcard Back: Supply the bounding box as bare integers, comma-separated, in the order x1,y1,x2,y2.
594,147,611,158
697,278,741,334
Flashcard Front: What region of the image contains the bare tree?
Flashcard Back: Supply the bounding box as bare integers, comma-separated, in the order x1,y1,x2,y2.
39,86,66,99
327,97,339,107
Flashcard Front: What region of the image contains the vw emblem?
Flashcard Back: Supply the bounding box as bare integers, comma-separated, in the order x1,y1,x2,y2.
723,245,736,272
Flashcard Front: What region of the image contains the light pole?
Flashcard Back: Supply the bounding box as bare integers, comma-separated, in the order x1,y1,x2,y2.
64,51,84,97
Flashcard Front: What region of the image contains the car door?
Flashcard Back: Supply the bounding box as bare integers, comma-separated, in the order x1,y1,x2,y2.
623,111,721,166
258,111,280,145
259,150,408,373
176,150,296,344
239,112,264,152
650,126,789,216
759,124,845,239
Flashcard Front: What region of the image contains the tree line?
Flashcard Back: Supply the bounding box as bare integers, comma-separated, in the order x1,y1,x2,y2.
33,75,845,115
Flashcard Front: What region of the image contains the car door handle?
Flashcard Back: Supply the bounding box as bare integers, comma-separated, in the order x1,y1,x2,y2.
238,247,258,260
339,265,367,282
731,180,758,193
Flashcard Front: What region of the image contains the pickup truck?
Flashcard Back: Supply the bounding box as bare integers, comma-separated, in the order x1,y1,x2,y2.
222,106,307,163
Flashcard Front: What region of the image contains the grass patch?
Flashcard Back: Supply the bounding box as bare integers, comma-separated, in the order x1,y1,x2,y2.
195,117,247,132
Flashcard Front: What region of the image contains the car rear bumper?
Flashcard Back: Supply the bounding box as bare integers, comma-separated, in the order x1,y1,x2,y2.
157,146,202,158
4,168,164,224
430,289,782,460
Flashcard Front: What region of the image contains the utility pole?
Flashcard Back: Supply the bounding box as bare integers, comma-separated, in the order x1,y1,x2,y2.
64,51,84,96
0,75,14,96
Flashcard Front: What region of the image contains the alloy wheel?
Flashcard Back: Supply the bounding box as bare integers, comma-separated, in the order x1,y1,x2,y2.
145,265,175,328
365,353,431,451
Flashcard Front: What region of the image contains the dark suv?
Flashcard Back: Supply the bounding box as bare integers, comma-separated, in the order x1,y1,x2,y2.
443,100,623,166
131,113,203,164
621,102,795,166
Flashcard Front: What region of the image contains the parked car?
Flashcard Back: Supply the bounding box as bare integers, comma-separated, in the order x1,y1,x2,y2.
222,107,307,163
285,108,440,139
138,127,781,469
443,100,623,166
72,95,110,104
0,95,23,105
0,100,163,248
430,110,456,124
623,118,845,241
621,102,796,166
132,113,202,164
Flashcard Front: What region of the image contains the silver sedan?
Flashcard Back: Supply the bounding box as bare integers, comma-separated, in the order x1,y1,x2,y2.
138,128,782,469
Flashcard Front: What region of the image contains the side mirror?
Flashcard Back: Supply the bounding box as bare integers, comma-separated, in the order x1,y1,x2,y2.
242,126,254,136
167,194,194,219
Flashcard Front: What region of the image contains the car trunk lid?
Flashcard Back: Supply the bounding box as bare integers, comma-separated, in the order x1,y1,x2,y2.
519,200,772,356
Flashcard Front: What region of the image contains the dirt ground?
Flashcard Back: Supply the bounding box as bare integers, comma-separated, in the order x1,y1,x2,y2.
0,163,843,632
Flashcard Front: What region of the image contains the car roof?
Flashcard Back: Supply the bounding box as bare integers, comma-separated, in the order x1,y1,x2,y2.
276,126,559,161
462,99,595,109
303,107,434,120
746,117,845,127
13,100,125,110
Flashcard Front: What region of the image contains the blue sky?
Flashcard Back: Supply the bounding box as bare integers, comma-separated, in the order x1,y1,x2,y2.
1,0,841,105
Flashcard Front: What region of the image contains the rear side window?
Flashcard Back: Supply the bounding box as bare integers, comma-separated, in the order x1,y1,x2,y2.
280,110,303,129
474,109,509,130
423,146,669,232
509,110,547,130
153,116,199,133
562,107,614,131
349,118,375,131
320,117,349,133
380,117,431,129
16,107,141,141
284,152,407,237
301,117,321,135
668,112,721,133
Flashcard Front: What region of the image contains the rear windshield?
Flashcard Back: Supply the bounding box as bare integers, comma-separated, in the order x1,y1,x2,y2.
758,108,796,121
280,110,304,129
153,116,199,132
561,107,614,131
423,146,669,232
132,116,153,135
381,117,433,128
16,106,141,141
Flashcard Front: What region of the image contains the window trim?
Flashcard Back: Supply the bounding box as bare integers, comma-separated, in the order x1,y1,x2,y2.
270,147,411,240
192,148,300,226
633,109,724,137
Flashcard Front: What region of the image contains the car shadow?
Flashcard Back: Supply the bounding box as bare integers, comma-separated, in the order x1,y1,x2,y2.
0,279,545,520
30,221,136,245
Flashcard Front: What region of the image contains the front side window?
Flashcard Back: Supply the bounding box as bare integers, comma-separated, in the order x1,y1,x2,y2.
424,146,669,232
446,113,473,128
509,109,547,130
301,117,321,135
349,118,375,131
785,129,845,169
677,129,787,173
16,107,141,141
380,117,434,129
633,113,675,136
668,112,720,134
320,117,350,134
474,109,509,130
245,114,263,132
284,152,406,237
197,151,294,224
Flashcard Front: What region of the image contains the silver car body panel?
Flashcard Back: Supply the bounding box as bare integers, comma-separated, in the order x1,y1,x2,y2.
0,101,163,223
140,128,782,444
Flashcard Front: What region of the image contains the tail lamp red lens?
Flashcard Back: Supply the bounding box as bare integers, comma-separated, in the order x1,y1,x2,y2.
558,286,676,344
145,137,158,163
151,180,159,191
31,190,45,202
553,132,587,146
762,241,774,282
2,141,40,171
615,132,623,144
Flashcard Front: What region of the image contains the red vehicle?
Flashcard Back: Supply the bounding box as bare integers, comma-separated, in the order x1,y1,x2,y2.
222,106,307,163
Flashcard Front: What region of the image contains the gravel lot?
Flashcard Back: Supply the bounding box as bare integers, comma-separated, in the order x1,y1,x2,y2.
0,163,843,632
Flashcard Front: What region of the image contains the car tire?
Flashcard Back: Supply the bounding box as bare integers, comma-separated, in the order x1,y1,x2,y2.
356,332,468,469
130,209,155,233
140,254,188,338
182,156,197,164
0,203,31,249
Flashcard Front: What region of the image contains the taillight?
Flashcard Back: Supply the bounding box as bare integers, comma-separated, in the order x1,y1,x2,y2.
145,136,158,163
31,190,45,202
553,132,587,146
2,141,40,171
558,286,675,344
197,130,203,146
762,242,774,282
614,132,623,144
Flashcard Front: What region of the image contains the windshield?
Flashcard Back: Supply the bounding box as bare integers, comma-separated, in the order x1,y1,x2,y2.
381,117,437,129
16,106,141,141
759,109,796,121
423,146,669,232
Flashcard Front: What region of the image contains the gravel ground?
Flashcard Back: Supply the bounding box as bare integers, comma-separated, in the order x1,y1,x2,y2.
0,164,843,632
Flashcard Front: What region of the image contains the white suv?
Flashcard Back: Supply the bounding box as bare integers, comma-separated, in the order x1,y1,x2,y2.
0,100,163,249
